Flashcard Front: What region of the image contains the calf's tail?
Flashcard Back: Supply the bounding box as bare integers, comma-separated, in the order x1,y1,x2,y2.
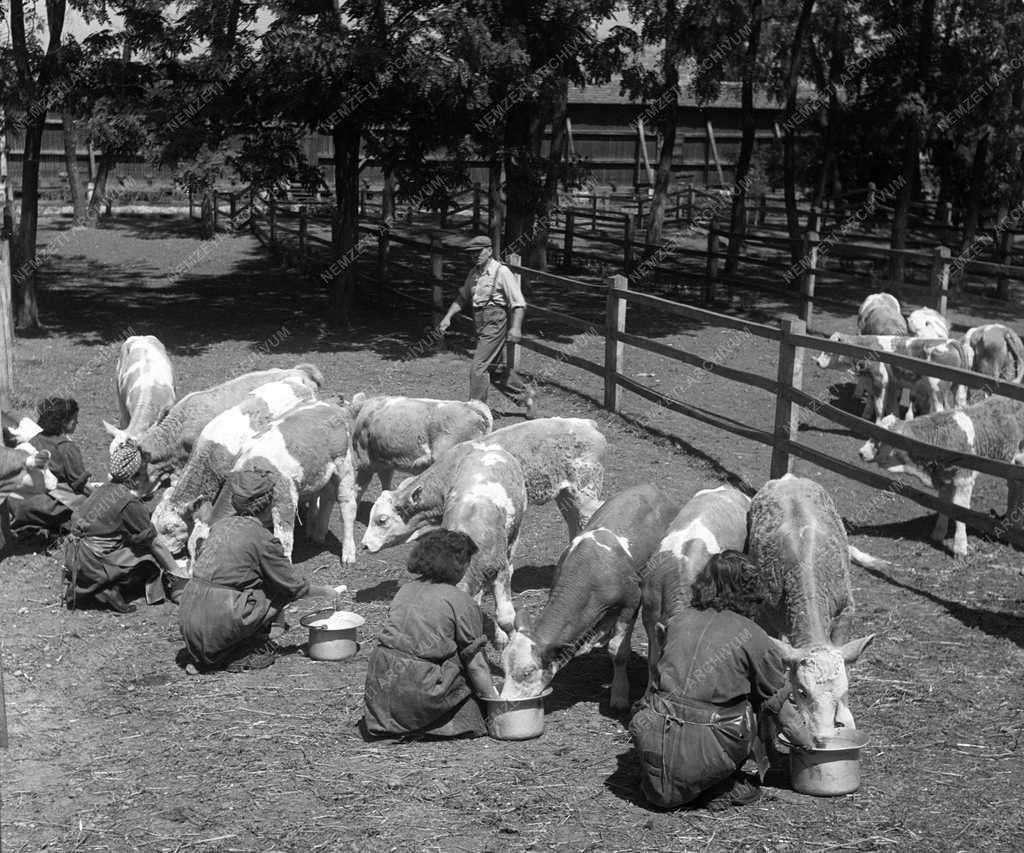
848,544,889,569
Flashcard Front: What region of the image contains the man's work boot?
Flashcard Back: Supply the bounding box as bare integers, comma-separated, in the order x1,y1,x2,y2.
94,585,137,614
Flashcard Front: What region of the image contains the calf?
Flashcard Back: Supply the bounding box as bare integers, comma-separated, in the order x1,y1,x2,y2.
477,417,606,538
819,334,967,421
962,324,1024,392
189,401,357,565
907,307,949,339
104,335,176,454
151,378,316,559
348,394,492,496
748,475,875,745
858,397,1024,556
641,485,750,674
857,293,908,335
135,363,323,491
362,442,527,645
500,484,678,713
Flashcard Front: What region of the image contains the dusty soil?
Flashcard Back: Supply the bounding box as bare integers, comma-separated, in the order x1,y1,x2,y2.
0,214,1021,853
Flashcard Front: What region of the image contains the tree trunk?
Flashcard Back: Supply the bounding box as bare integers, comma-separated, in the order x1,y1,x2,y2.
725,0,763,275
535,76,569,271
504,102,539,262
783,0,816,266
87,152,116,223
15,111,45,329
647,28,681,247
61,113,88,225
382,168,395,226
488,159,504,256
959,132,989,286
332,121,362,328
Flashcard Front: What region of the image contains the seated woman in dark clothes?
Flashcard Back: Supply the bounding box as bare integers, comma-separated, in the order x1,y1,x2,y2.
362,529,500,739
10,397,91,540
629,550,815,811
63,441,180,613
178,470,343,674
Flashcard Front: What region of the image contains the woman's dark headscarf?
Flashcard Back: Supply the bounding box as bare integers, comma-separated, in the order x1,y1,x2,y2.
407,529,478,584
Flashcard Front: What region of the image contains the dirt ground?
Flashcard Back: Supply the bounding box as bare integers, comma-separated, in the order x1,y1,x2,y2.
0,214,1021,853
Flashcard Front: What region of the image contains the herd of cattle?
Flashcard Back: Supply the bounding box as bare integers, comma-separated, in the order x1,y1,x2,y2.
1,304,1015,743
817,292,1024,556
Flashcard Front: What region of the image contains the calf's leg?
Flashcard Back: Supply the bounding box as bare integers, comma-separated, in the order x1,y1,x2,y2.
608,603,639,714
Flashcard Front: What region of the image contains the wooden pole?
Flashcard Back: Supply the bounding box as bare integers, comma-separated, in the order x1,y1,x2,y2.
431,236,445,352
212,191,219,231
472,182,482,233
800,230,819,329
376,226,389,299
229,193,237,227
623,216,635,275
705,221,720,305
298,205,308,254
706,119,726,186
591,194,598,232
770,316,806,479
687,184,695,224
506,251,523,374
269,198,277,243
0,176,13,411
563,208,575,268
604,274,627,412
758,194,767,226
930,245,950,316
188,186,194,220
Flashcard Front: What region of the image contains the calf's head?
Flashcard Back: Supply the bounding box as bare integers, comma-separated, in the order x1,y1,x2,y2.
858,416,933,487
500,613,556,700
771,635,874,745
361,480,437,552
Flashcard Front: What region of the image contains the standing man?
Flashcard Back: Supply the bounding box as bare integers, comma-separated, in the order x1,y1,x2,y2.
438,235,538,417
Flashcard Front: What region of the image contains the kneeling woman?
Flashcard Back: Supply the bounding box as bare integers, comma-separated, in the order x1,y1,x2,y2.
630,551,815,810
362,529,499,738
178,470,342,673
63,442,180,613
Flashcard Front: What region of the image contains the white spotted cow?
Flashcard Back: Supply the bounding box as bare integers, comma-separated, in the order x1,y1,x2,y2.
151,378,317,560
104,335,176,455
347,394,492,497
907,307,949,339
961,324,1024,393
857,293,908,335
641,485,750,674
500,484,679,713
134,363,323,492
818,334,969,421
189,400,357,565
859,397,1024,557
748,475,876,745
362,442,527,645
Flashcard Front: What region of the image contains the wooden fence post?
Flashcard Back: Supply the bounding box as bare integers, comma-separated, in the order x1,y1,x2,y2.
188,186,194,220
770,315,806,479
623,216,635,275
298,205,308,254
674,190,682,224
331,207,340,253
687,184,695,224
0,204,13,410
805,205,820,233
377,226,389,295
591,195,598,231
359,184,367,218
249,187,256,234
472,182,482,232
229,193,237,227
212,192,219,231
996,226,1012,300
757,194,767,226
269,198,277,243
431,236,445,352
704,221,720,305
564,208,575,268
929,245,950,316
506,251,523,374
801,230,819,329
604,274,627,413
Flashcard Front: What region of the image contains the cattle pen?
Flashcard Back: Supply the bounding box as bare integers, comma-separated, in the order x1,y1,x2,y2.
240,192,1024,554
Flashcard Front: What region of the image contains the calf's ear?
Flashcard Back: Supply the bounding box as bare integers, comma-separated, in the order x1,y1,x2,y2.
769,636,802,665
408,484,424,507
840,634,875,665
102,420,120,437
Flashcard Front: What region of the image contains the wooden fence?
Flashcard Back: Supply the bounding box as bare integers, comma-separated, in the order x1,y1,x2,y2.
243,192,1024,551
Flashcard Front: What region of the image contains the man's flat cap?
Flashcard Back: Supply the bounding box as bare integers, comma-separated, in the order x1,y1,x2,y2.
463,235,493,250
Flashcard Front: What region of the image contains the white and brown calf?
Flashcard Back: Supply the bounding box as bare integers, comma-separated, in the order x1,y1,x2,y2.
857,293,908,335
104,335,176,454
641,484,750,674
859,397,1024,556
347,394,492,497
362,442,527,645
907,307,949,340
189,400,357,566
500,484,678,713
961,324,1024,393
151,378,316,560
748,475,875,745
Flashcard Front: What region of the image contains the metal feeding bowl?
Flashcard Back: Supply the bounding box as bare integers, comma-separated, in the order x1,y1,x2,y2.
780,729,870,796
299,609,364,661
481,682,554,741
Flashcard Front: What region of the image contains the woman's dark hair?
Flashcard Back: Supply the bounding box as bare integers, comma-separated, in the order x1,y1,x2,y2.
690,550,769,619
37,397,79,435
407,529,479,584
